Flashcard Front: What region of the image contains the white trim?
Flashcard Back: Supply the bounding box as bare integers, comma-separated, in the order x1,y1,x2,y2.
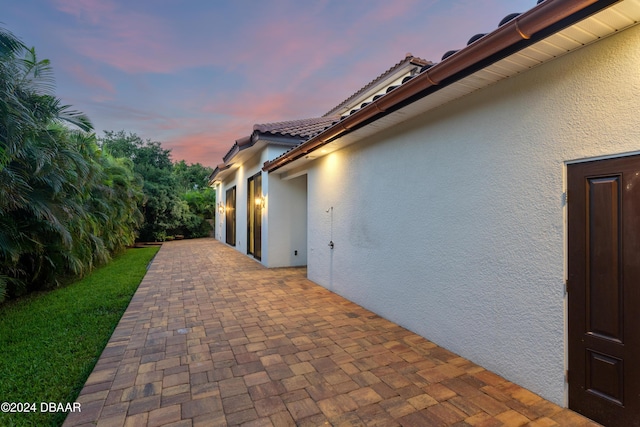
565,149,640,165
562,162,569,407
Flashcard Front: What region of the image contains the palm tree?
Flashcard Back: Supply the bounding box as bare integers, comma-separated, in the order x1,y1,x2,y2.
0,26,143,302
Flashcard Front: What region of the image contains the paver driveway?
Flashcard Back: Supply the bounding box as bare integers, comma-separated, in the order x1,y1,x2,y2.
64,238,599,427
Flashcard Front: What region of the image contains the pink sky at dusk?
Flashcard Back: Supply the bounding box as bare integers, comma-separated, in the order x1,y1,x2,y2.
4,0,533,167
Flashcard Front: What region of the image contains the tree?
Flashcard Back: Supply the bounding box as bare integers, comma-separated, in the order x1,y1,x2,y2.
98,132,215,241
0,32,95,298
170,161,215,236
176,188,216,237
89,151,144,254
173,160,212,191
99,131,182,241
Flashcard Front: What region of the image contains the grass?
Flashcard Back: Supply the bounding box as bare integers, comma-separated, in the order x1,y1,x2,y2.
0,246,160,427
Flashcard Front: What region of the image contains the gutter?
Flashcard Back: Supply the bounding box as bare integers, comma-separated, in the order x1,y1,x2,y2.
263,0,614,173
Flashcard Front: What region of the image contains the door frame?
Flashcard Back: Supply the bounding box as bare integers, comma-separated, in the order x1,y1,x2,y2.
564,150,640,422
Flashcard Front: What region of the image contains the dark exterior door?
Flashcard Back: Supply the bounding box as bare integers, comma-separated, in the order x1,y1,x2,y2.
247,173,262,260
225,186,236,246
567,155,640,426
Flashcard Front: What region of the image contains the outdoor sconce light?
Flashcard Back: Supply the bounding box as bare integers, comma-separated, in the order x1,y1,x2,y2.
218,202,225,214
255,196,265,209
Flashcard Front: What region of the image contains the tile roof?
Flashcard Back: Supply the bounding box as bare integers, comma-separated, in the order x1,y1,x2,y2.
254,116,341,139
212,116,342,180
323,54,431,117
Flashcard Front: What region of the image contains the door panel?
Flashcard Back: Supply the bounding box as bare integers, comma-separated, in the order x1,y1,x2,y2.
586,350,623,405
587,176,622,342
568,155,640,426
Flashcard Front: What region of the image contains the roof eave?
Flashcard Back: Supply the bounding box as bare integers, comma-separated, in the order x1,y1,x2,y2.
213,130,311,184
208,163,231,185
263,0,615,173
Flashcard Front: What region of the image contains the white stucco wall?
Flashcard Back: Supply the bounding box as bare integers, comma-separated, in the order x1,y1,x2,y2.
305,24,640,405
267,174,308,267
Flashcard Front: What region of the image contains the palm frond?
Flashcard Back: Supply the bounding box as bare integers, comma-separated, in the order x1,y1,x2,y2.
16,47,56,96
0,25,26,58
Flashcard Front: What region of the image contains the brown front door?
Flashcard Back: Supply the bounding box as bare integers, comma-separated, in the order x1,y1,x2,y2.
567,155,640,426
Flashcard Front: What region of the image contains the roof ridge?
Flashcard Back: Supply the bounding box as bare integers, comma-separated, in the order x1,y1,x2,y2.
254,116,339,131
254,115,341,139
323,54,431,117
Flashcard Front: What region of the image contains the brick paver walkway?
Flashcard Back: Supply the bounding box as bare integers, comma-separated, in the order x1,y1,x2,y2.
63,238,599,427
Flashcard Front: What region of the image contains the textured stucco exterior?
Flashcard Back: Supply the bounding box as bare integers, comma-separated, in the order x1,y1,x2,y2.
267,173,307,267
304,24,640,405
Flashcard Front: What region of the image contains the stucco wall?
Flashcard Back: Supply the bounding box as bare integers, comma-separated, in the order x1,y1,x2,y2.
305,24,640,405
267,174,308,267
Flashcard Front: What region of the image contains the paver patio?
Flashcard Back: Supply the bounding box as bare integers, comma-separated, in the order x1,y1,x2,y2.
63,238,600,427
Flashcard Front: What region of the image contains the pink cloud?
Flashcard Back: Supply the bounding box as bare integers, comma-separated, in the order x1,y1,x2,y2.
52,0,194,74
166,130,243,167
226,32,331,92
212,0,439,111
200,89,322,134
51,0,418,84
46,0,535,170
52,0,341,78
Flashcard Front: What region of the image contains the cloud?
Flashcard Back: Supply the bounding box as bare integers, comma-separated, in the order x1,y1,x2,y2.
203,91,302,122
51,0,342,78
165,125,250,167
44,0,536,169
51,0,418,87
80,102,239,165
52,0,195,74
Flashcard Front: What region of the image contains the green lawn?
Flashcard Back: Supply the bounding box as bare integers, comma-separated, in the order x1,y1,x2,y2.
0,246,160,427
